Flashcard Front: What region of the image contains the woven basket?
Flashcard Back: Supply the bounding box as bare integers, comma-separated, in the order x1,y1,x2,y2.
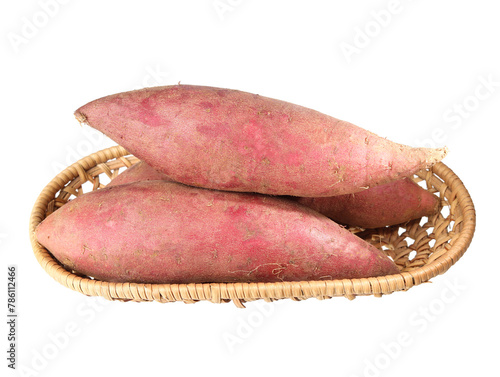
29,145,476,308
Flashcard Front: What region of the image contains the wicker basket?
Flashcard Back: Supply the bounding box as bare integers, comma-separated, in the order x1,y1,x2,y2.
29,146,476,308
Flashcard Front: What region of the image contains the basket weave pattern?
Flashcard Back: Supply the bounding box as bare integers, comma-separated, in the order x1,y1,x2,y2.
29,146,476,308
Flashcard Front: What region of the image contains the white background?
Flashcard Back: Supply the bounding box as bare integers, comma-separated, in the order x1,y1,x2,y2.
1,1,498,376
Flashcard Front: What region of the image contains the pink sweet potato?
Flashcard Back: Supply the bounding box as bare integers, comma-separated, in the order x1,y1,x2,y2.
74,85,447,197
295,178,440,228
35,181,399,284
111,161,440,229
107,161,171,187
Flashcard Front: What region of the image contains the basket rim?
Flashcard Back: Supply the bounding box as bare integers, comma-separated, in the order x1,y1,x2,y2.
29,146,476,307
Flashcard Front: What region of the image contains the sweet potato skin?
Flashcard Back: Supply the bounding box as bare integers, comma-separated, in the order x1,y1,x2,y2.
107,161,171,187
75,85,447,197
295,178,440,228
111,162,440,229
35,181,399,284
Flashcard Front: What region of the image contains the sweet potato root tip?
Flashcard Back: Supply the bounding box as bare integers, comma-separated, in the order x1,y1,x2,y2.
424,146,449,167
74,111,87,125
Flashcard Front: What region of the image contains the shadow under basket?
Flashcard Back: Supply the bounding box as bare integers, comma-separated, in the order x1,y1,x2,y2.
29,146,476,308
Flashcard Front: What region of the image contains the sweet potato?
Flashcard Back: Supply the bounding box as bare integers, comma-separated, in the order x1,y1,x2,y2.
74,85,447,197
295,178,440,228
35,181,399,284
107,161,171,187
111,161,440,229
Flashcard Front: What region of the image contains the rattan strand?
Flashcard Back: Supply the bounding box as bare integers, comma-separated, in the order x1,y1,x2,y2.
29,146,476,307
